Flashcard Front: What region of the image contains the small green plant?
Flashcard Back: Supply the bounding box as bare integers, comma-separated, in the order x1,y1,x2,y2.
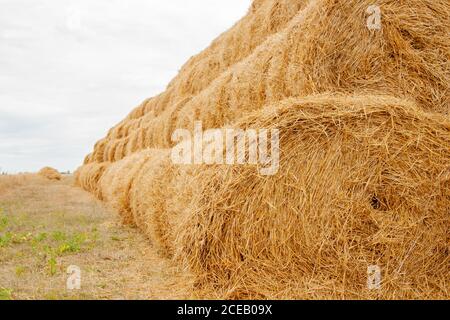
34,232,48,243
0,232,13,247
31,233,48,253
58,233,87,254
0,288,13,300
58,243,74,254
48,257,57,276
51,231,67,242
0,215,8,232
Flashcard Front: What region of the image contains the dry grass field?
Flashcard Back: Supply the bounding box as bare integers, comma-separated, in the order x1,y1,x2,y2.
0,174,192,300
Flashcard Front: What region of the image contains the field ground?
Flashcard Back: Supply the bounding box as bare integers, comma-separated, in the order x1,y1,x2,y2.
0,175,191,300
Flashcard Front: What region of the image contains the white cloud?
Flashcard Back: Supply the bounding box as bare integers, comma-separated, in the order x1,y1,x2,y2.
0,0,252,173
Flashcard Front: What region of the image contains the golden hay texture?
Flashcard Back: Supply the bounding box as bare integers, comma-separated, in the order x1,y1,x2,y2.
94,149,195,258
74,162,108,199
38,167,62,181
128,150,178,256
85,0,308,164
75,0,450,299
175,94,450,299
98,151,150,225
84,0,449,164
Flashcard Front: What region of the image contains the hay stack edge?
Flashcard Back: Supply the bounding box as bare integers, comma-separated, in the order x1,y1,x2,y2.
75,0,449,299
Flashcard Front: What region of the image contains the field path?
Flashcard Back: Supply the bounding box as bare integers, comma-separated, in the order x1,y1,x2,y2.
0,175,191,300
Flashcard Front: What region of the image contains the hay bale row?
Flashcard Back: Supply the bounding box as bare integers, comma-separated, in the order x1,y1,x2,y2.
128,150,179,255
76,94,450,299
175,94,450,299
86,0,449,164
99,151,156,224
77,149,194,258
89,0,307,150
86,0,310,162
74,0,450,299
74,162,109,199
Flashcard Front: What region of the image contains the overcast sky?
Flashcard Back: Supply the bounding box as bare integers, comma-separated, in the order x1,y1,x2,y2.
0,0,251,173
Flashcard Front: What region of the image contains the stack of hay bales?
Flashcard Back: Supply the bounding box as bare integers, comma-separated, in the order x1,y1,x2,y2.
75,0,449,299
176,94,450,299
38,167,62,181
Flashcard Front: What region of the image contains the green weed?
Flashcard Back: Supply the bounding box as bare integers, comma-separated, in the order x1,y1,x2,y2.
0,288,13,300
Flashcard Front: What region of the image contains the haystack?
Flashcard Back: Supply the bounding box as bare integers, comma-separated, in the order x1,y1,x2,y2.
74,162,108,199
176,94,450,299
84,0,449,165
38,167,62,181
127,150,177,254
93,148,194,256
87,0,308,164
75,0,450,299
99,151,155,224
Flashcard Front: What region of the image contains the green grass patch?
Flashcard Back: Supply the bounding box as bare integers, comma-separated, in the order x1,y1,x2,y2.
0,288,13,300
0,216,8,232
48,257,57,276
0,232,13,247
51,231,67,242
57,233,87,254
33,232,48,243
